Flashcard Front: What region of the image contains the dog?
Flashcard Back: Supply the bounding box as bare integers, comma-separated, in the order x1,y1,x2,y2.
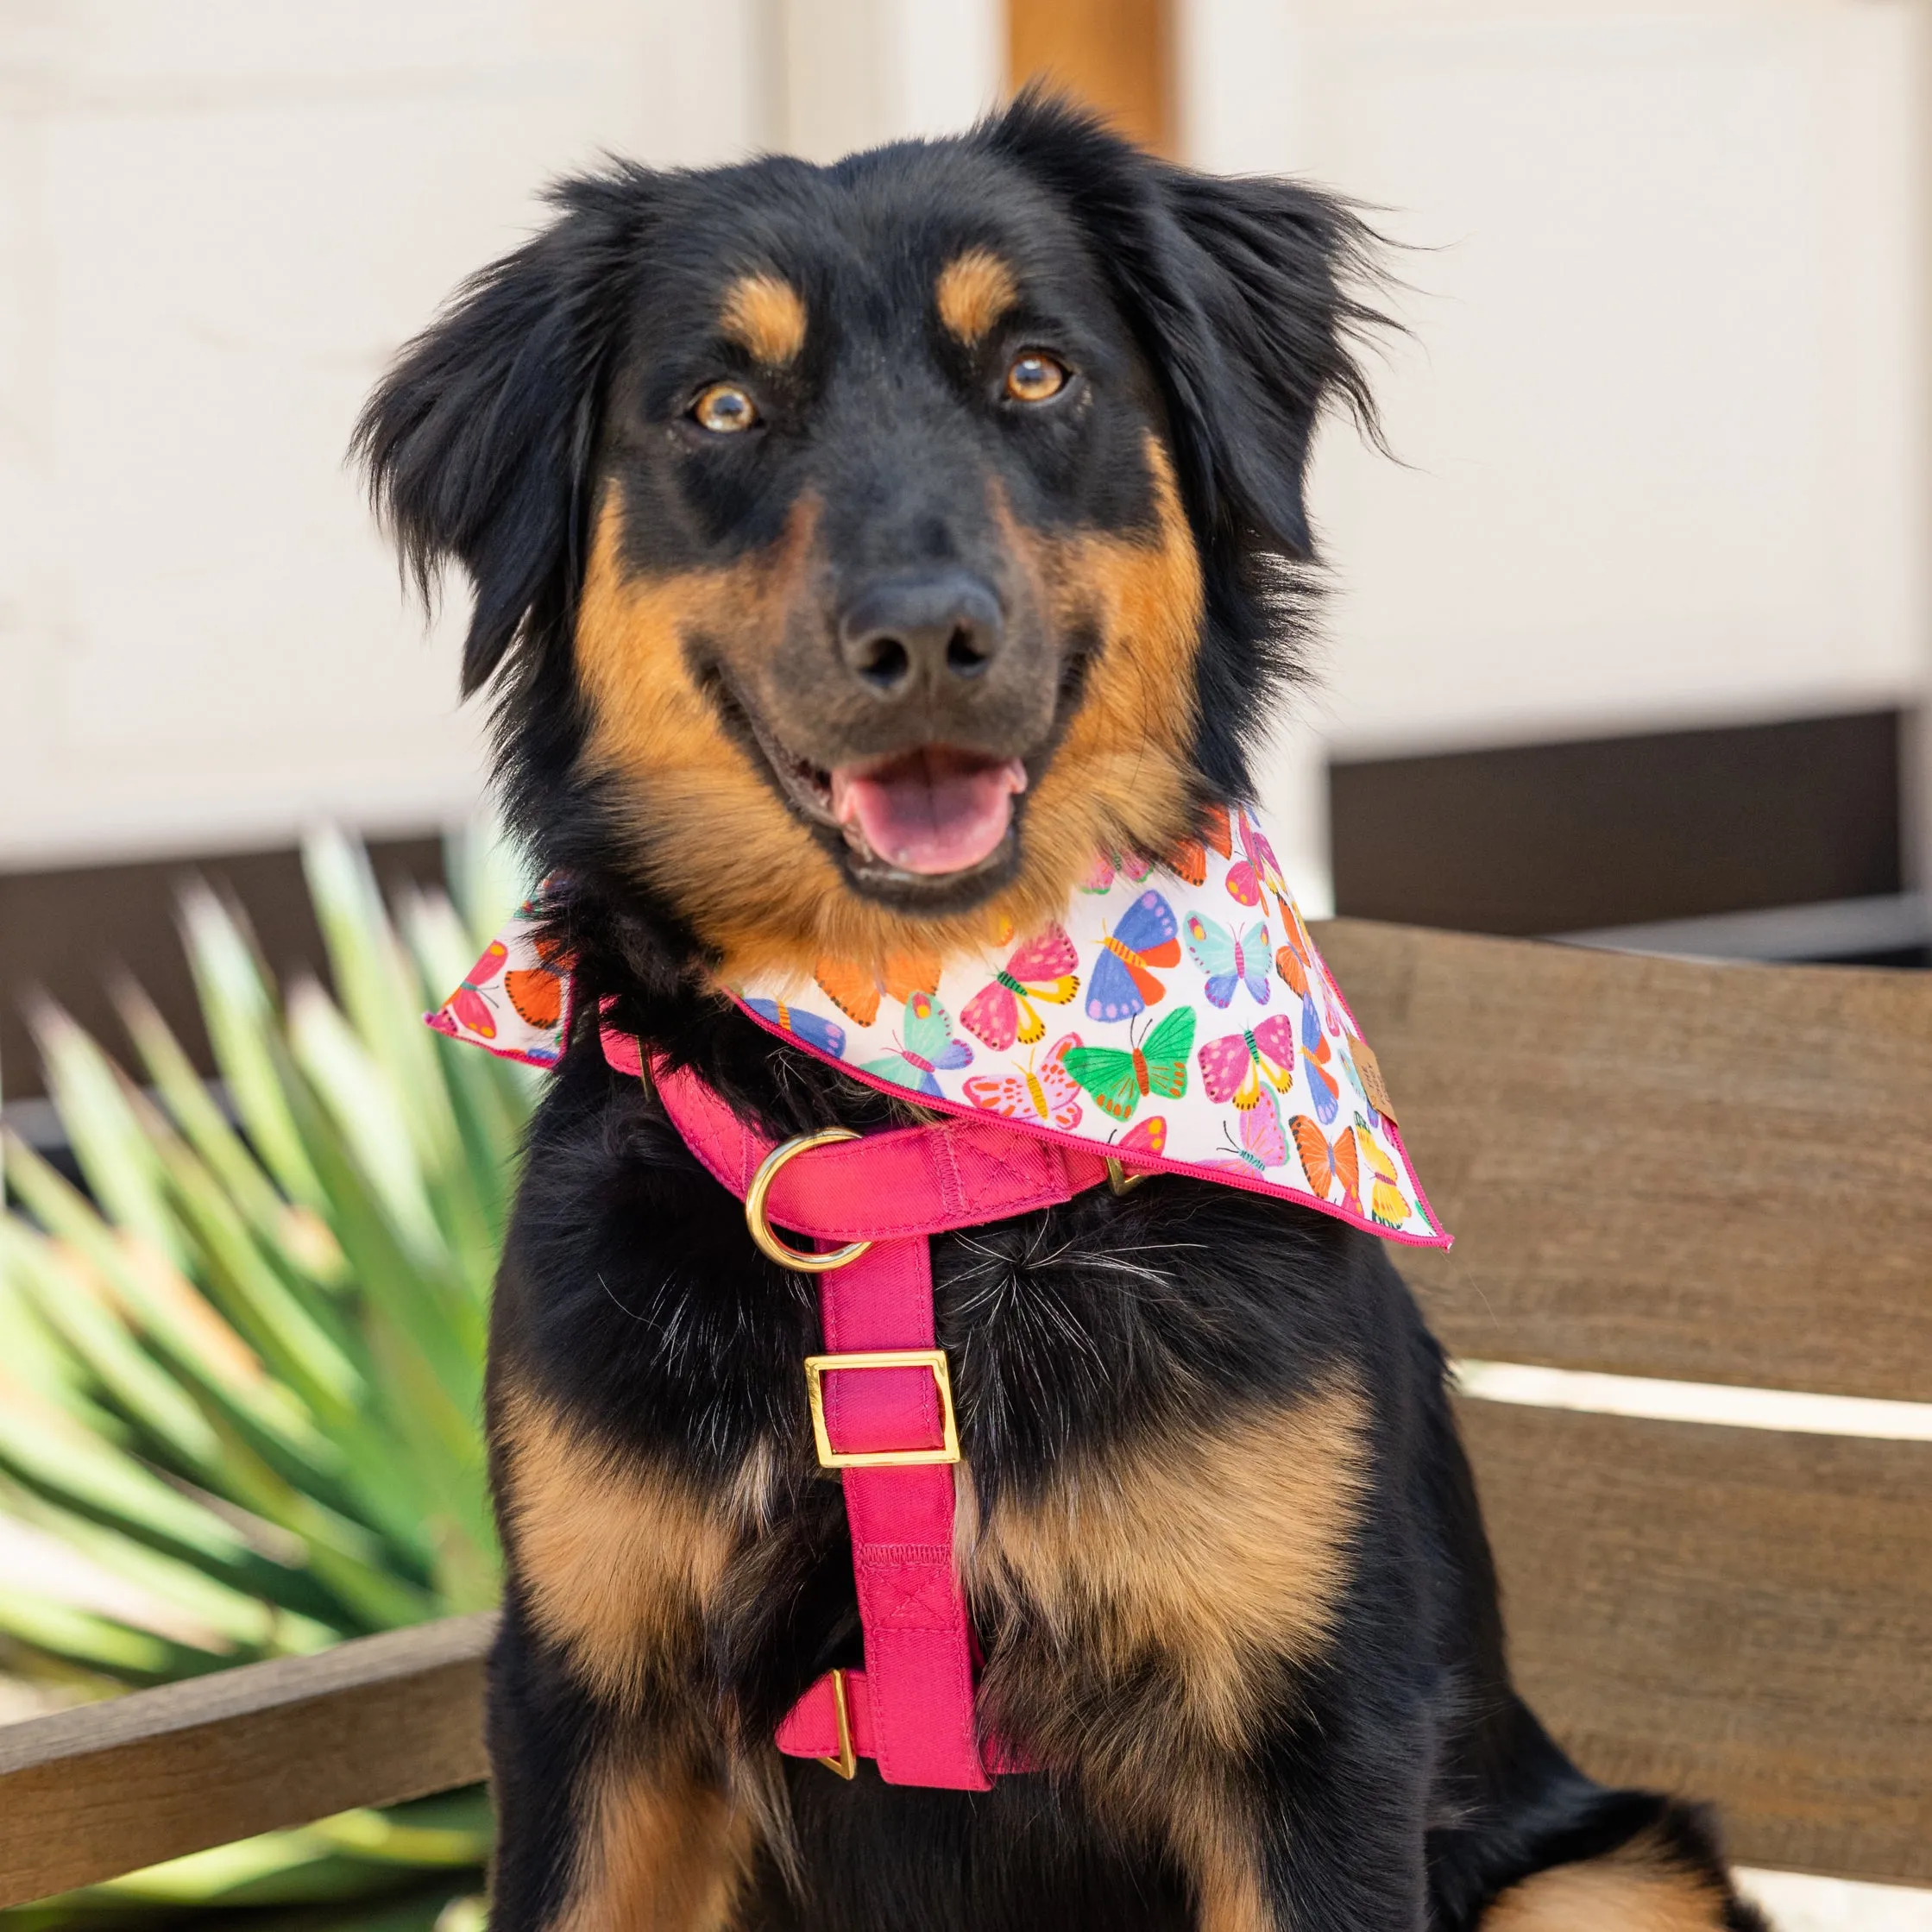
358,93,1768,1932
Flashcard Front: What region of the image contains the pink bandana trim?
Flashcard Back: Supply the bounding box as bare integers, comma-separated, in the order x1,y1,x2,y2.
427,803,1448,1249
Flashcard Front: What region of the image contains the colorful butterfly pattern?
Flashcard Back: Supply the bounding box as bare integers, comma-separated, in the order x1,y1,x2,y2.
1185,912,1271,1009
1086,890,1180,1023
425,805,1444,1246
1197,1014,1297,1109
743,997,846,1060
1062,1007,1196,1121
1079,849,1153,894
860,991,973,1098
814,949,941,1028
1289,1114,1361,1217
443,938,508,1041
963,1035,1084,1130
1224,806,1284,909
1164,803,1233,888
960,925,1080,1050
1112,1116,1168,1160
505,927,569,1030
1209,1086,1291,1177
1275,935,1342,1123
1352,1115,1415,1229
1278,906,1346,1038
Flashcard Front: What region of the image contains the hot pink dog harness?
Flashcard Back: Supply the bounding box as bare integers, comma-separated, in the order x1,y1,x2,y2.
431,802,1447,1786
628,1045,1106,1784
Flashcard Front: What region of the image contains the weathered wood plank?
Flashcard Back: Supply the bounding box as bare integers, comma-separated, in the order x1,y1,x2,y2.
0,1611,496,1907
1461,1398,1932,1883
1315,918,1932,1403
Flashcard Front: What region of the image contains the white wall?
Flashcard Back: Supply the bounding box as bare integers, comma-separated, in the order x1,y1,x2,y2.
7,0,1923,904
773,0,1003,161
1185,0,1929,908
0,0,766,869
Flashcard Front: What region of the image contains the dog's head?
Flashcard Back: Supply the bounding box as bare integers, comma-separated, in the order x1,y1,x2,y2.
358,96,1378,980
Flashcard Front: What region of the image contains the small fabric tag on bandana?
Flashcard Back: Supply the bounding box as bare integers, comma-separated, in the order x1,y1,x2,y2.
427,803,1448,1249
1349,1041,1398,1125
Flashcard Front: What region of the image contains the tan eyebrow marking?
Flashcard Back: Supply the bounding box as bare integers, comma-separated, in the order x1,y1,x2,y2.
935,248,1019,347
719,272,808,366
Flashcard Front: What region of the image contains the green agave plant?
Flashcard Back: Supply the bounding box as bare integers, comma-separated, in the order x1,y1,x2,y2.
0,828,536,1929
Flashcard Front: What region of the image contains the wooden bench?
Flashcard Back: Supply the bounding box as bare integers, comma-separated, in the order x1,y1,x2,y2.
3,920,1928,1905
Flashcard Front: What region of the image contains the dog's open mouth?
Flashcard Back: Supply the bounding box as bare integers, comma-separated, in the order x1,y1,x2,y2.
731,691,1027,883
828,748,1027,876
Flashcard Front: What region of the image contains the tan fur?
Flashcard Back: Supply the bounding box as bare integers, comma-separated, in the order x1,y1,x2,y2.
725,1434,785,1531
958,1385,1365,1927
962,1383,1360,1932
962,1383,1367,1756
552,1759,752,1932
574,434,1204,982
997,440,1203,934
720,273,808,366
495,1390,736,1709
1482,1833,1735,1932
935,248,1019,345
1186,1826,1276,1932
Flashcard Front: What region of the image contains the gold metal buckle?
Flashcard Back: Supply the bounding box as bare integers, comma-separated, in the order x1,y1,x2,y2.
746,1130,873,1273
1104,1155,1151,1197
819,1667,857,1779
802,1349,960,1469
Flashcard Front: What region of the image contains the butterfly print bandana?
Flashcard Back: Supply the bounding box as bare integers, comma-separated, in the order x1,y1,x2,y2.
428,803,1448,1249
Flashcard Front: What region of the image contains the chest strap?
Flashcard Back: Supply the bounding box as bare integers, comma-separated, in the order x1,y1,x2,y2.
641,1044,1111,1789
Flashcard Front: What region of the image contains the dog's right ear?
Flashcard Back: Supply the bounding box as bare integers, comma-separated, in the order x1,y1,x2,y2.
354,169,657,696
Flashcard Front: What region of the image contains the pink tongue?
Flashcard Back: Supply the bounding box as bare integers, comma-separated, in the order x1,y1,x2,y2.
831,750,1027,875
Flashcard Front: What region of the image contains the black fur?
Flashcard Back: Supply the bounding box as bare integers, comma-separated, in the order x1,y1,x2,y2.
361,95,1765,1932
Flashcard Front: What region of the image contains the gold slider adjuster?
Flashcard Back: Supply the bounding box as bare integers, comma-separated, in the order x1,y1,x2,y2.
745,1129,872,1272
802,1349,961,1469
1104,1155,1151,1197
819,1667,857,1778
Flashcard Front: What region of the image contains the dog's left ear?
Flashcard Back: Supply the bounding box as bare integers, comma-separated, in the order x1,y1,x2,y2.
354,168,658,695
984,94,1383,565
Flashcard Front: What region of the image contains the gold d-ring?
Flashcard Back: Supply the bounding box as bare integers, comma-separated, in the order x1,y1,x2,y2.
745,1129,872,1272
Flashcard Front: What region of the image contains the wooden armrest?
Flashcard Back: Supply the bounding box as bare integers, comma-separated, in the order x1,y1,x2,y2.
0,1610,497,1907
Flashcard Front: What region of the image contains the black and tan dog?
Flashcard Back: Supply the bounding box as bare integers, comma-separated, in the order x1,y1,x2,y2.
358,95,1765,1932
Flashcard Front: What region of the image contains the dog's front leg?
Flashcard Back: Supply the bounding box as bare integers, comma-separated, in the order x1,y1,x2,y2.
970,1381,1430,1932
484,1383,753,1931
483,1598,750,1932
1166,1699,1433,1932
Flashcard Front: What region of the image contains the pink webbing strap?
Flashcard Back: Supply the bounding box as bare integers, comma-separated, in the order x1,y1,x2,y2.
642,1047,1107,1787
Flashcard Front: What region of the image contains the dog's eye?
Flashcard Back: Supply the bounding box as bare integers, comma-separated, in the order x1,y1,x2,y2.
1004,352,1068,404
691,383,759,433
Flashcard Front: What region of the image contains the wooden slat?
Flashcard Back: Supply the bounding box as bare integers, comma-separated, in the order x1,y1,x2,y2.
1314,918,1932,1403
1462,1398,1932,1883
0,1611,495,1908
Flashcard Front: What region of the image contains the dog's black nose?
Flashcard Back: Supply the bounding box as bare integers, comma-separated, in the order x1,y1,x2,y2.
837,573,1004,697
